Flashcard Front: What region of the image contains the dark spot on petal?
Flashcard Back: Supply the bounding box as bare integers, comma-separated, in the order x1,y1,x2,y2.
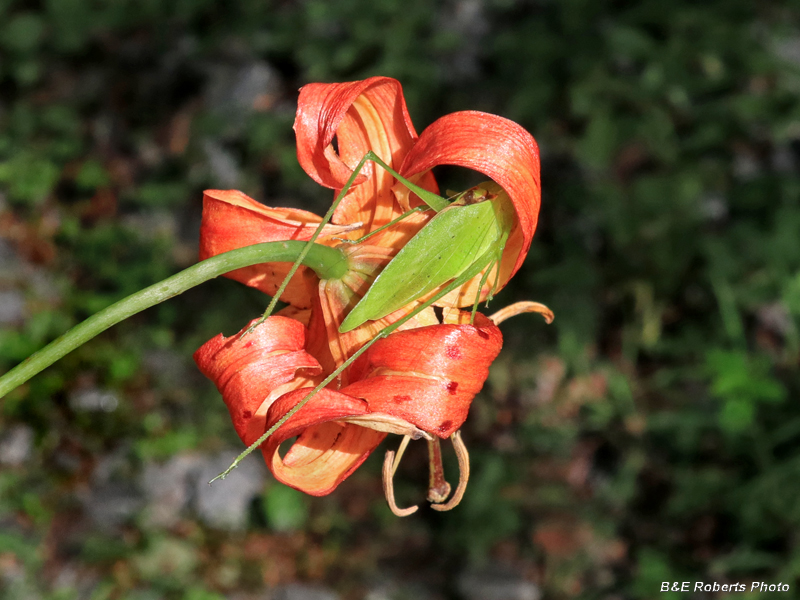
242,410,252,419
393,395,412,403
476,329,489,339
446,345,462,359
446,381,459,395
438,420,453,433
244,341,254,348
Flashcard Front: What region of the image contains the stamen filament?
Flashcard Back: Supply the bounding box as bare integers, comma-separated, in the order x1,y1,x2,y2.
431,431,470,512
383,445,418,517
391,435,412,477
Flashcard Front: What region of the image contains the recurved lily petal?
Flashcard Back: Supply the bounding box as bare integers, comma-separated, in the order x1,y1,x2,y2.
193,316,324,447
294,77,436,245
262,388,387,496
398,111,541,303
194,315,389,496
343,313,503,437
200,189,357,308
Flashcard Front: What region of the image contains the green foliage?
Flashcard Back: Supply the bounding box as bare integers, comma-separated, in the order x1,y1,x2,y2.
262,484,310,532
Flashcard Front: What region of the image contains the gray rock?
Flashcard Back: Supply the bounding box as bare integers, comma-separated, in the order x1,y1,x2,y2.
733,151,760,181
81,449,143,528
272,583,340,600
194,450,266,530
757,302,794,337
0,424,33,466
364,580,435,600
121,211,178,242
83,482,143,529
203,138,242,188
28,268,61,304
141,453,203,527
0,239,24,281
457,564,541,600
142,348,191,389
69,388,119,413
701,194,728,223
773,35,800,66
0,290,25,325
771,145,795,173
205,60,281,120
436,0,488,81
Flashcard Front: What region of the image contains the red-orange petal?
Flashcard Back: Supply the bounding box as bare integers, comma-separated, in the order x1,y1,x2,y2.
294,77,437,242
199,189,355,308
262,388,386,496
193,316,323,446
399,111,541,278
343,313,503,437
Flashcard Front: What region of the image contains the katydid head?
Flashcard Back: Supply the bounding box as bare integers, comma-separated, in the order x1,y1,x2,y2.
450,184,497,206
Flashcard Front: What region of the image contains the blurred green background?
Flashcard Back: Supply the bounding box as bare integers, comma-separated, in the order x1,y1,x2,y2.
1,0,800,598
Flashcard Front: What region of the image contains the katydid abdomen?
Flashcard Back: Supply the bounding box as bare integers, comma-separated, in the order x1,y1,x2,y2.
339,182,516,333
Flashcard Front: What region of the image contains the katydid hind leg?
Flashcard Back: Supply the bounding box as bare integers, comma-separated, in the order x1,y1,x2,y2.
469,231,508,324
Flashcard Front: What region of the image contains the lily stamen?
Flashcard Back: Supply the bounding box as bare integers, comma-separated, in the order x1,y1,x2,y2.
392,434,412,476
431,431,470,512
382,432,470,516
489,301,554,325
382,441,418,517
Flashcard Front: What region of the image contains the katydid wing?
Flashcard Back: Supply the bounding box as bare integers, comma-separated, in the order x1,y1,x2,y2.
339,181,516,333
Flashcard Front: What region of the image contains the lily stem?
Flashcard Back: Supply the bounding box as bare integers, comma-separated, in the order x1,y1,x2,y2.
0,241,348,399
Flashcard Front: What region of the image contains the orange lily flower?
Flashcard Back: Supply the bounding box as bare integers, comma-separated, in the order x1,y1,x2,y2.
195,77,542,507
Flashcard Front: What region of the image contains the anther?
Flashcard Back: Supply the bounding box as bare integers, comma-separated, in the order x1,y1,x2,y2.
489,301,554,325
